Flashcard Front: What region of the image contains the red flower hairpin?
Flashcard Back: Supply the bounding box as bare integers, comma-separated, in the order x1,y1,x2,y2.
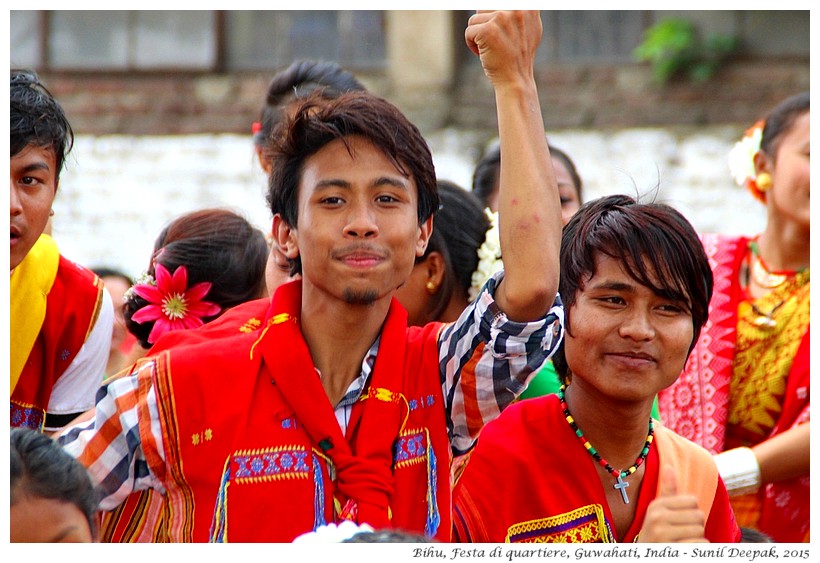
130,263,221,344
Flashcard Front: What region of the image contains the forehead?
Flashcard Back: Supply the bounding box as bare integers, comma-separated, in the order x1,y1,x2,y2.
9,495,93,542
783,111,810,142
299,136,416,193
11,143,58,167
585,252,663,289
551,157,572,179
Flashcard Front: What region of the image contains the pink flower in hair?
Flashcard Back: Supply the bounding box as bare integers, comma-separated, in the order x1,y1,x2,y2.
130,263,221,344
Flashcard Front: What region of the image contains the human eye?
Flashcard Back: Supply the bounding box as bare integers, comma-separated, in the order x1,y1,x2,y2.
319,195,345,206
376,194,400,204
657,301,689,316
17,175,45,189
595,295,626,306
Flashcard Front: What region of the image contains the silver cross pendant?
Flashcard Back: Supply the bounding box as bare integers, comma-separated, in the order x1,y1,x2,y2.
614,474,630,504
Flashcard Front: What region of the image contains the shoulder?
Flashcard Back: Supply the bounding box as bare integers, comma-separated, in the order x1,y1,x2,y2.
49,255,107,328
150,297,272,353
407,321,445,344
481,395,555,443
654,423,714,461
56,254,103,289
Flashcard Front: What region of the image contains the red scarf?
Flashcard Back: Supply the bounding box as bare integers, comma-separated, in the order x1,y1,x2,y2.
259,280,407,529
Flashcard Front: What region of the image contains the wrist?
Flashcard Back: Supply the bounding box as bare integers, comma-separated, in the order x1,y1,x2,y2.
713,447,761,496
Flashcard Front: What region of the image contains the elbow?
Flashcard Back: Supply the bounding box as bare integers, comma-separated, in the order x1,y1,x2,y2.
499,276,558,322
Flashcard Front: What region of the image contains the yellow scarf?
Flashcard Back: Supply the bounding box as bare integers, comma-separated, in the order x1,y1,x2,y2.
10,234,60,394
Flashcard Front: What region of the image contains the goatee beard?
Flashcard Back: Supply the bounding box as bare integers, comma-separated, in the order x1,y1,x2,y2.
342,288,378,306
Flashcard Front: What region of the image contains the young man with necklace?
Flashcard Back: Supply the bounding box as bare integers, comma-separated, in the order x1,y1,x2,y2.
58,11,564,542
452,194,742,543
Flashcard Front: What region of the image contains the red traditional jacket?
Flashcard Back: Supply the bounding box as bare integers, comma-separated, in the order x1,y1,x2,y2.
141,280,452,542
452,394,741,543
11,254,105,430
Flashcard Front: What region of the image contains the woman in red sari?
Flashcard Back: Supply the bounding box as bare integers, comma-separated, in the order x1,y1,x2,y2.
658,92,809,542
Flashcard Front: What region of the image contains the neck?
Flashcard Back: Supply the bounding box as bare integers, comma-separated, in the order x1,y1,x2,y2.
563,382,653,471
299,286,392,406
758,222,810,272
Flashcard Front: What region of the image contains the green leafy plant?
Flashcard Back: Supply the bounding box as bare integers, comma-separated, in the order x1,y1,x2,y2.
633,18,739,84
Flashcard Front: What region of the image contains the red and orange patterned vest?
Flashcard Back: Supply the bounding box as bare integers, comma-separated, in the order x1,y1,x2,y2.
11,254,104,430
143,281,452,542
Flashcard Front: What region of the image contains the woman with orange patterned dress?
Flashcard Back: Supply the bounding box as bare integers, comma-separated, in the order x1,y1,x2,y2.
658,92,809,542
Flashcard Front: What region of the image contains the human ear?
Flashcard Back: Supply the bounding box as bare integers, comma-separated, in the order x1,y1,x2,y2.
416,215,434,257
273,214,299,260
424,252,446,294
753,149,773,177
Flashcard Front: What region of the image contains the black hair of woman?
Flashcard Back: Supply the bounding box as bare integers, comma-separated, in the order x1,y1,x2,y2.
471,141,582,210
124,208,269,349
10,427,98,542
253,59,366,153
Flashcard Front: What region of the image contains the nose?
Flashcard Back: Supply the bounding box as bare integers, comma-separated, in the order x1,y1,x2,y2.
618,307,655,341
10,184,22,216
344,201,379,238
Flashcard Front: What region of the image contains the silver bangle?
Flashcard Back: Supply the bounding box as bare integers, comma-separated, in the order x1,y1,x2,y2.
713,446,761,496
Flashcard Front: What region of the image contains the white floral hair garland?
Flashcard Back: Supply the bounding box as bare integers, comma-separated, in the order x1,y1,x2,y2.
122,271,155,302
727,120,766,202
468,208,503,302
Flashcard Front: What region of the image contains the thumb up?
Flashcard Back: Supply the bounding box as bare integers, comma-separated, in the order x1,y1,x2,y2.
638,466,707,543
658,465,679,497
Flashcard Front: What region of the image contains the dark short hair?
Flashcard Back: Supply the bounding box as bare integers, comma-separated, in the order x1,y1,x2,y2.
550,145,583,203
420,179,489,319
91,267,133,287
267,90,439,275
10,68,74,183
124,208,269,348
10,427,98,540
471,142,583,208
253,59,366,151
552,194,713,378
471,143,500,209
760,91,810,160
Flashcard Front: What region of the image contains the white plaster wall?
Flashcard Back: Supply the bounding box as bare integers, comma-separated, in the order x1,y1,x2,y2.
51,126,766,281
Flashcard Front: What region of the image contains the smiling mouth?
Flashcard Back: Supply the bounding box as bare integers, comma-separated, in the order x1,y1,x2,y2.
608,352,656,365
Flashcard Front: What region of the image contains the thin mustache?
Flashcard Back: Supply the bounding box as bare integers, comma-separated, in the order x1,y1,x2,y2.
331,243,388,260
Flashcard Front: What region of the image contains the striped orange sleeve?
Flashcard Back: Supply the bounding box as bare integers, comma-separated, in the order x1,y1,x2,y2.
136,358,167,483
75,386,140,469
459,341,485,438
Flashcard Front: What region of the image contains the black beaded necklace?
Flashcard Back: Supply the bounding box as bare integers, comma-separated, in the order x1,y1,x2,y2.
557,385,654,504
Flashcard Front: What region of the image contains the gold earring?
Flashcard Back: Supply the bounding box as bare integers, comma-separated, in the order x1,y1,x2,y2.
426,280,437,294
756,173,773,191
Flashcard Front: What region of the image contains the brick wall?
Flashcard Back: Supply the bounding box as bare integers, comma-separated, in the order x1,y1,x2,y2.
41,60,809,137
